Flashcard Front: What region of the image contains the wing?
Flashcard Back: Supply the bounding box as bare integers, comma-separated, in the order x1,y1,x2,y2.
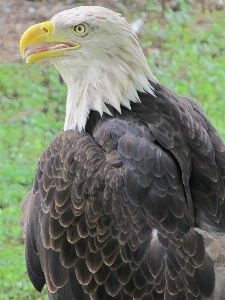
94,117,215,299
134,83,225,233
22,112,217,299
183,96,225,231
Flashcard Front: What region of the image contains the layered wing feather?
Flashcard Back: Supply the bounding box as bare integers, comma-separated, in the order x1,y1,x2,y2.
21,82,225,299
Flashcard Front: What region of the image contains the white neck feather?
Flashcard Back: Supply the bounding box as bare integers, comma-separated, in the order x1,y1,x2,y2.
59,59,157,131
64,74,156,131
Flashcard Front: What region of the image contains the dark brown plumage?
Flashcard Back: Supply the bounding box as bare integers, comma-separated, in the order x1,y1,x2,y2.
21,82,225,299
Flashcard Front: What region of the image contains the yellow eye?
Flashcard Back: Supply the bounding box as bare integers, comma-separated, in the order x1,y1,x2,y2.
73,24,88,35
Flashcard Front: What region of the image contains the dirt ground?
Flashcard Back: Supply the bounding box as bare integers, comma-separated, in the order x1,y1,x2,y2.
0,0,148,63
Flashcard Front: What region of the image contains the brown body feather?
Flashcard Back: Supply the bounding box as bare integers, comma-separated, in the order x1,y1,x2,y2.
21,82,225,299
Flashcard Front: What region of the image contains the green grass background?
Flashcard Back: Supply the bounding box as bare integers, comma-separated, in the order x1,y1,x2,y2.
1,1,225,299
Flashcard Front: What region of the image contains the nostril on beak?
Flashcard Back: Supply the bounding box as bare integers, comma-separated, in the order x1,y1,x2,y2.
40,21,53,35
42,27,49,33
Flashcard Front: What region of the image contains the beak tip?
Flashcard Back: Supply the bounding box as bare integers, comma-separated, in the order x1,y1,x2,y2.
19,21,53,62
19,44,25,59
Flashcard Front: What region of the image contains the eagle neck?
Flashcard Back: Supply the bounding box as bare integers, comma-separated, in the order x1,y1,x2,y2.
57,59,158,131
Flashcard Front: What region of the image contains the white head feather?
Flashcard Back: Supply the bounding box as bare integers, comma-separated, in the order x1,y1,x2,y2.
50,6,158,131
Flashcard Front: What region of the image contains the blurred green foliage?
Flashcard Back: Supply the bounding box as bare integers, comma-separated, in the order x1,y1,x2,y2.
144,7,225,137
1,1,225,299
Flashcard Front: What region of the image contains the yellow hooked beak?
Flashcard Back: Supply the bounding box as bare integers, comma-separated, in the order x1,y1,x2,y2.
20,20,81,63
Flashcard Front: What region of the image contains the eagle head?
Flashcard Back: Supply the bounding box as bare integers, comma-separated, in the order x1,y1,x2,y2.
20,6,157,131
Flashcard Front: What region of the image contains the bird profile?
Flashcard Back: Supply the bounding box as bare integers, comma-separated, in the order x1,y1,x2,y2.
20,6,225,300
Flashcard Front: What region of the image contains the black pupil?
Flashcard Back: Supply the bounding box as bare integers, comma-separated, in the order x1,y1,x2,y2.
77,26,83,31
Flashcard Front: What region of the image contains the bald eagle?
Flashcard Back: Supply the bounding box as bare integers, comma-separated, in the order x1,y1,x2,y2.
20,6,225,300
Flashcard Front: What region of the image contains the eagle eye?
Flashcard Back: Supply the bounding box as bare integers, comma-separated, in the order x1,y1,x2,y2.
73,23,88,36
